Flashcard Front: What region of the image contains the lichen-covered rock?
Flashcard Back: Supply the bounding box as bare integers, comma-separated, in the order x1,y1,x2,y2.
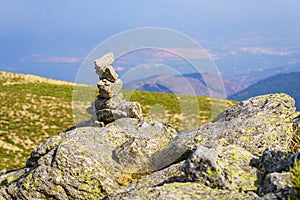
182,145,258,191
26,135,62,166
148,94,296,174
249,148,299,198
106,182,260,200
292,115,300,152
103,93,298,199
293,115,300,131
182,146,230,189
258,172,293,196
106,178,259,200
106,145,259,199
251,148,298,175
0,118,177,199
209,93,295,155
105,160,259,200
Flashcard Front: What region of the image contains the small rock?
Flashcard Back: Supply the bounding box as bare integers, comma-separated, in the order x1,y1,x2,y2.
250,148,297,174
122,102,143,120
97,79,123,98
95,94,126,110
258,172,293,196
94,52,114,70
182,145,258,191
91,120,105,127
182,146,230,189
86,94,126,115
96,65,118,83
96,109,127,123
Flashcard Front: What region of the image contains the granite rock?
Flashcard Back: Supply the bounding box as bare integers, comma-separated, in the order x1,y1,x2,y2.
94,52,114,71
97,79,123,99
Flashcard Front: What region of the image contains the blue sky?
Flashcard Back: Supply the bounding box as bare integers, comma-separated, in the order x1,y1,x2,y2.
1,0,300,81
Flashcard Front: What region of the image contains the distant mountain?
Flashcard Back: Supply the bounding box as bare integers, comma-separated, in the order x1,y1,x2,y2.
228,71,300,110
226,66,300,89
123,72,244,98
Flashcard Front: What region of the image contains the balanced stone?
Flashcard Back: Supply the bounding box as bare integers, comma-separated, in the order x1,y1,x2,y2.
97,79,123,98
96,94,126,110
96,65,118,83
96,109,128,123
86,94,126,115
94,52,114,70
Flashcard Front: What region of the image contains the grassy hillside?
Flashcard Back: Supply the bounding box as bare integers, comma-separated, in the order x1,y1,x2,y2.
229,71,300,110
0,72,75,170
0,71,236,170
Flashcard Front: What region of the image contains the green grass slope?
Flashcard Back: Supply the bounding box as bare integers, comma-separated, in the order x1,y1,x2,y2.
0,71,236,170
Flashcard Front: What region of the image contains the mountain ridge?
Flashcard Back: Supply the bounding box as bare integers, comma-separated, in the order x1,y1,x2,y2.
123,72,242,98
228,71,300,110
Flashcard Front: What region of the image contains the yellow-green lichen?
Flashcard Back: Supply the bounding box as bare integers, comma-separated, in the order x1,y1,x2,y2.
217,146,257,192
166,168,179,177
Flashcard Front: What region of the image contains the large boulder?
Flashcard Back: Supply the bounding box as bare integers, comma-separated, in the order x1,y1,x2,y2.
105,93,298,199
0,118,177,199
150,93,296,171
205,93,295,155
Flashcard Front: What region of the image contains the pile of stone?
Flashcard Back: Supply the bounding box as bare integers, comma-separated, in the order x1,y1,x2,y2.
86,52,142,126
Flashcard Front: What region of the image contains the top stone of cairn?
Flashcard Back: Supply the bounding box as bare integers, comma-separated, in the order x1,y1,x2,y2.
94,52,118,83
94,52,114,69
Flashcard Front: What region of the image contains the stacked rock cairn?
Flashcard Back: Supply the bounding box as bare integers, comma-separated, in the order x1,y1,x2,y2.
77,52,143,128
87,52,142,125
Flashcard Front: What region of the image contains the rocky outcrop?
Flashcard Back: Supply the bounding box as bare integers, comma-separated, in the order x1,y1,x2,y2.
1,52,300,199
105,93,299,199
148,93,296,172
0,119,177,199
